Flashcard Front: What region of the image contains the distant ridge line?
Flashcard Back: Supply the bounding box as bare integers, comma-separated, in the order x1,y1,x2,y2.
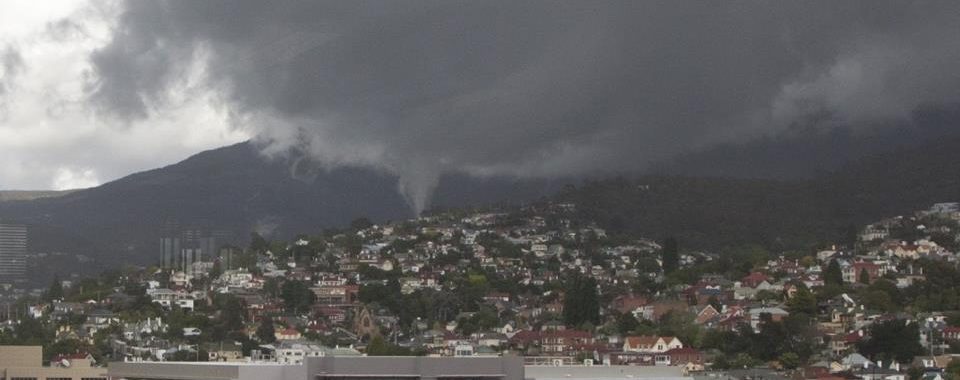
0,190,77,202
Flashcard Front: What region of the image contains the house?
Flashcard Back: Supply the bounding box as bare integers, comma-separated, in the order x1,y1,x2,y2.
831,330,863,356
943,326,960,341
314,306,347,324
693,305,720,325
804,362,832,379
203,341,244,362
483,292,511,304
275,327,302,341
312,285,359,305
844,261,881,284
540,329,594,355
477,332,508,348
911,355,955,371
613,295,649,314
741,272,770,288
635,301,688,321
665,347,704,370
622,336,683,353
271,341,326,364
840,353,872,370
749,307,789,332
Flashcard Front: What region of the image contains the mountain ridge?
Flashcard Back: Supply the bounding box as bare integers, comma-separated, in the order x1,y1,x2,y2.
0,141,567,273
1,131,959,284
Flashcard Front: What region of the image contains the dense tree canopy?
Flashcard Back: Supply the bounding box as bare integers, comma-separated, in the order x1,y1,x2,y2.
857,319,923,363
661,237,679,274
562,274,600,327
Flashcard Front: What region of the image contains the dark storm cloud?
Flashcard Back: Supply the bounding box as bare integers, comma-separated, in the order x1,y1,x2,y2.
84,1,960,213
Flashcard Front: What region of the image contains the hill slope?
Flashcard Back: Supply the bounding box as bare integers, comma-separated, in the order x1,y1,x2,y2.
1,134,958,283
0,142,564,269
559,136,960,250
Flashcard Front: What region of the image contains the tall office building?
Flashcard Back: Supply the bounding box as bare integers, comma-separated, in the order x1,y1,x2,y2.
0,224,27,284
160,224,228,275
160,236,182,269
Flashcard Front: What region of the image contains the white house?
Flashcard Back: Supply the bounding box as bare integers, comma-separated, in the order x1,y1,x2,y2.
622,336,683,353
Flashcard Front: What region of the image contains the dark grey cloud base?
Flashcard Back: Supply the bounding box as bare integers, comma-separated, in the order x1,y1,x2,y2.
85,1,960,213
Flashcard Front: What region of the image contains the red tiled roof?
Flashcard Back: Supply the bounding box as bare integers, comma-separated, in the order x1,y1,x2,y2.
843,331,863,343
665,347,700,355
509,330,540,344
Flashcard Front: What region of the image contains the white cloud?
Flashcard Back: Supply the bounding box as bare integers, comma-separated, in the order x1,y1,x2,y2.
0,0,249,190
52,167,99,190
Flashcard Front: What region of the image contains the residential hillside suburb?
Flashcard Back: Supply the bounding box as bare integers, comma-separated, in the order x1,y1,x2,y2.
1,200,960,380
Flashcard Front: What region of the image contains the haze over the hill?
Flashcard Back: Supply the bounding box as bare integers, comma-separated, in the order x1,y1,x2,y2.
2,1,960,214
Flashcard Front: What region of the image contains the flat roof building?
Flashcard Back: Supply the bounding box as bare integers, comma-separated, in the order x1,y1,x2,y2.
525,364,692,380
0,345,107,380
108,356,525,380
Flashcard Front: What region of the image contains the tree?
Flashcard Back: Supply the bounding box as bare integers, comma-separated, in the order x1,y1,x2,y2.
249,232,270,253
45,275,64,302
14,317,48,344
658,311,702,349
779,352,801,370
256,318,276,343
825,259,844,286
635,256,661,274
616,312,640,335
350,217,374,231
365,335,413,356
862,290,894,312
859,268,871,284
562,274,600,327
857,319,923,363
45,339,93,362
947,359,960,379
215,295,245,332
209,259,223,280
280,280,315,314
661,237,679,274
711,354,731,370
263,278,281,299
786,284,817,316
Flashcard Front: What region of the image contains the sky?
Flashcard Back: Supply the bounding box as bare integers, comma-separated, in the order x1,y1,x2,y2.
1,1,959,213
